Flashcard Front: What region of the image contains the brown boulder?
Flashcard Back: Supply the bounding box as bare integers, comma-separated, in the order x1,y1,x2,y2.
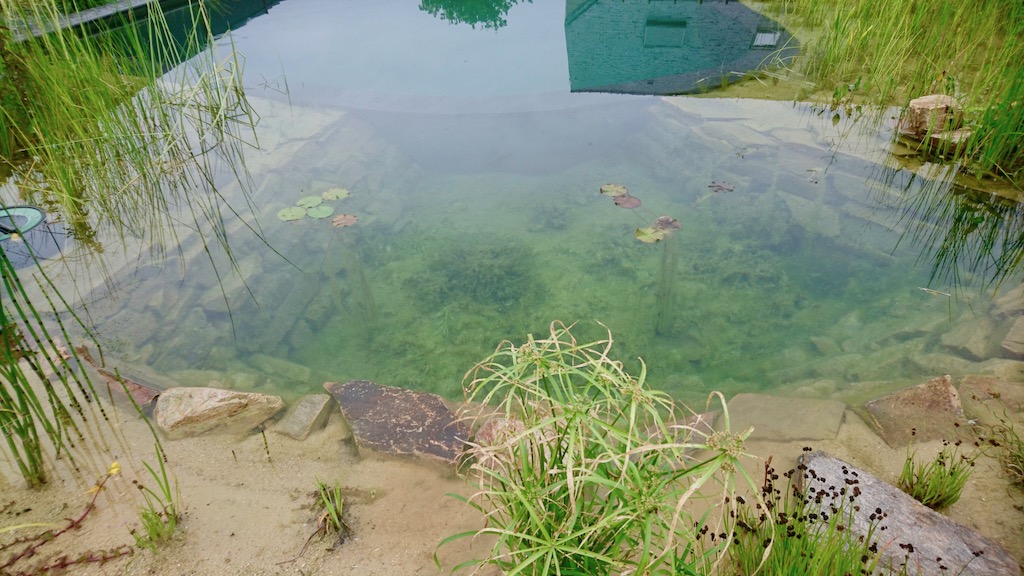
863,375,965,447
324,380,467,469
899,94,960,137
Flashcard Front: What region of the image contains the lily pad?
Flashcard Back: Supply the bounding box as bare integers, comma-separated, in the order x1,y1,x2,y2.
322,187,350,201
296,195,323,208
614,194,641,209
654,216,681,231
331,213,358,228
635,227,668,243
277,206,307,222
307,205,335,219
600,184,629,197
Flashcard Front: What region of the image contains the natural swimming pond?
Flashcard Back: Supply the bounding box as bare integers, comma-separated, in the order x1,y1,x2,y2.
56,0,1012,404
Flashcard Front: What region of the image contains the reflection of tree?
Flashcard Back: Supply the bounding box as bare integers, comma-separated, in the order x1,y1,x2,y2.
418,0,529,29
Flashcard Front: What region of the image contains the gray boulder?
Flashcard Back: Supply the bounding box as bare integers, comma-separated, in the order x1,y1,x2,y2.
800,451,1020,576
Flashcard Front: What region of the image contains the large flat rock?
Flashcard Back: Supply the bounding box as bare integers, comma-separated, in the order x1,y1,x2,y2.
799,451,1020,576
724,393,846,442
154,387,284,439
324,380,467,469
864,375,965,447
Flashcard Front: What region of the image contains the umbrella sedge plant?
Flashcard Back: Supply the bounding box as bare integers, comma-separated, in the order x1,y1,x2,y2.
438,321,764,575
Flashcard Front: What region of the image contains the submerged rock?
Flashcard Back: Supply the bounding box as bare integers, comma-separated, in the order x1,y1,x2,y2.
863,374,965,447
800,451,1020,576
1001,316,1024,359
324,380,467,469
273,393,335,440
154,387,284,439
724,393,846,442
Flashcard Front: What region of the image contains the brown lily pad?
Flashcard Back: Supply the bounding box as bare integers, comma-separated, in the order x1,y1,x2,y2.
331,213,358,228
600,183,629,197
654,216,681,231
614,194,641,209
708,181,734,193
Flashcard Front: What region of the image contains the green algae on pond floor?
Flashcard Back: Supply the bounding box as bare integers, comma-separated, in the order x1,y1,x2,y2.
63,94,1004,405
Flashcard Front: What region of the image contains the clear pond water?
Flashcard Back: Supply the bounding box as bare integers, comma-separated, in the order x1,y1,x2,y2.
63,0,1004,403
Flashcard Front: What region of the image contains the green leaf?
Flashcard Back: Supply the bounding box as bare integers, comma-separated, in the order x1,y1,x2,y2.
277,206,306,221
296,195,323,208
635,227,667,243
600,183,629,197
307,205,335,219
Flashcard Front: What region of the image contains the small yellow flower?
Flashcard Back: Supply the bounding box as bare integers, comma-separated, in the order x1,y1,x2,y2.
108,461,121,476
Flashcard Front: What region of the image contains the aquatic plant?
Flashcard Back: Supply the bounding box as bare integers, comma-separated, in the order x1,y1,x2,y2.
314,479,351,544
763,0,1024,184
416,243,539,309
897,439,977,510
979,414,1024,487
0,247,105,487
131,445,180,551
277,187,351,222
732,456,910,575
440,322,761,575
0,0,261,488
1,0,260,254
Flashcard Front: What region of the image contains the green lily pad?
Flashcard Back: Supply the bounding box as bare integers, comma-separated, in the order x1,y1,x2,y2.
296,195,323,208
307,205,335,219
635,227,667,243
322,187,350,201
277,206,307,221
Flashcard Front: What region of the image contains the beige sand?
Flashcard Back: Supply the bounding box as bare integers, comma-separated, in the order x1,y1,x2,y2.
1,396,1021,575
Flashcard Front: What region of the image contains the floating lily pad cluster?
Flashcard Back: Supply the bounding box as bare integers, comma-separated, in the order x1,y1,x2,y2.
599,183,680,244
277,187,358,228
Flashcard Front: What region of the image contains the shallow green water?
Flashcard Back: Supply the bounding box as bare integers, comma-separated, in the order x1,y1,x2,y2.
77,94,967,403
64,1,988,403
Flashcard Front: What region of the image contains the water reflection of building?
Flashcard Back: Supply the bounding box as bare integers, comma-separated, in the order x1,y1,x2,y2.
565,0,798,95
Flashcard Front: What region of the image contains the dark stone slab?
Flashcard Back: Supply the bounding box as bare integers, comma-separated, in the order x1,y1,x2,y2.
864,374,965,447
324,380,467,468
799,451,1020,576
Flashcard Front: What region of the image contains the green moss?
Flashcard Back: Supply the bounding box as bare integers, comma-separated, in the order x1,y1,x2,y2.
411,243,541,310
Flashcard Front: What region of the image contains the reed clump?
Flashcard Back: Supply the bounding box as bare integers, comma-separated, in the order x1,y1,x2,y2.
763,0,1024,184
732,456,910,575
897,440,978,510
439,321,761,575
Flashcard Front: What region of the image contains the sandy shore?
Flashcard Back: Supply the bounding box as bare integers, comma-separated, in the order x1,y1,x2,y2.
1,388,1022,576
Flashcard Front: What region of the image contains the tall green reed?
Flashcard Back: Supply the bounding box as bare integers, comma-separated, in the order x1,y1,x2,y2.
0,246,102,487
440,322,762,576
0,0,261,487
763,0,1024,184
